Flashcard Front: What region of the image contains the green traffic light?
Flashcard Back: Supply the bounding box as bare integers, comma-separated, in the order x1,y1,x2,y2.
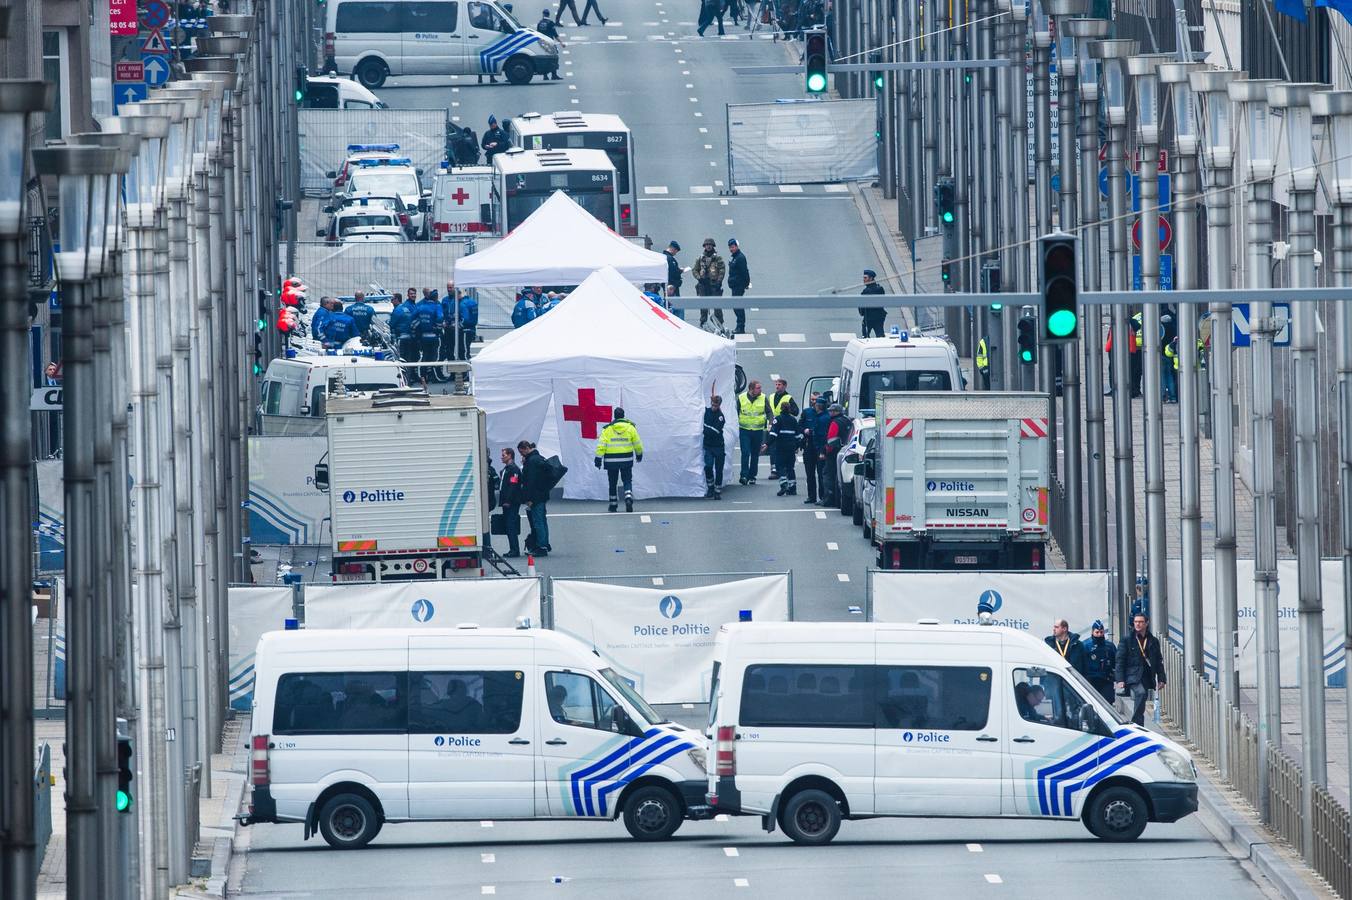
1021,349,1034,363
990,302,1003,312
873,74,884,90
256,317,267,330
1047,308,1078,337
116,789,132,812
806,72,828,93
941,211,954,224
294,89,304,102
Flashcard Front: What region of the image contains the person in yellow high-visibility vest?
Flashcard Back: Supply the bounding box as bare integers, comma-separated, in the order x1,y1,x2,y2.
594,408,644,513
737,381,771,485
976,338,990,390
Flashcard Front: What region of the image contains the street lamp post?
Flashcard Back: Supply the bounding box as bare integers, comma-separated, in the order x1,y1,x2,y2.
1269,81,1328,864
32,142,127,900
0,78,52,900
1091,38,1139,633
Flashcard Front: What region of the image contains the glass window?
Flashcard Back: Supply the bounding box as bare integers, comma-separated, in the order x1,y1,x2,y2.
409,670,524,733
1012,668,1090,732
335,1,403,32
348,170,420,198
309,386,326,417
598,667,661,726
739,664,873,728
509,189,613,230
273,672,406,734
858,370,953,411
467,1,510,32
307,83,340,109
42,31,63,141
344,99,374,110
875,666,991,731
262,380,282,415
604,149,630,195
339,214,397,234
403,1,458,31
545,671,622,732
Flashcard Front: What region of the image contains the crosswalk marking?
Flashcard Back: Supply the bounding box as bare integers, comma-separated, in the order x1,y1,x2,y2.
830,332,855,342
837,573,850,582
644,186,669,194
824,183,850,192
779,333,806,342
778,184,804,193
690,185,714,194
737,185,759,194
735,333,755,342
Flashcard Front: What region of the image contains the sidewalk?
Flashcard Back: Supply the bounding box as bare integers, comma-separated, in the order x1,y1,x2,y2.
33,715,248,899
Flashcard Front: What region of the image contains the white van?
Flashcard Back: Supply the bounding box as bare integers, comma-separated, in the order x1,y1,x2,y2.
303,74,387,109
704,621,1198,845
258,355,405,421
325,0,561,88
241,627,710,848
428,163,493,238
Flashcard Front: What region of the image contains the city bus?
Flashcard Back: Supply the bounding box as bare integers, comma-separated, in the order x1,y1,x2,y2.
490,147,619,233
509,112,637,236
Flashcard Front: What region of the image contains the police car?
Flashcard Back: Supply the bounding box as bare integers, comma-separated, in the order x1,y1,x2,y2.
317,198,407,242
341,225,407,243
335,157,431,239
327,143,403,190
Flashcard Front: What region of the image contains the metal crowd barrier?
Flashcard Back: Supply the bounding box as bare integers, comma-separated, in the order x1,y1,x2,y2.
1314,784,1352,900
34,742,52,871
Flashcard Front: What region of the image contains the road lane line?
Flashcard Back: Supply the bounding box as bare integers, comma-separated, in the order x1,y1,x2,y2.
735,333,755,342
984,875,1002,884
734,879,750,888
763,350,774,357
645,545,658,554
756,328,766,334
480,820,494,828
691,185,714,194
815,511,827,519
778,333,806,342
827,542,838,550
778,184,804,193
699,126,708,133
652,577,664,585
705,144,714,149
824,183,850,192
967,844,983,852
837,573,850,582
715,814,730,821
640,514,652,523
482,887,496,894
725,218,734,225
482,853,496,863
644,186,669,194
724,847,739,857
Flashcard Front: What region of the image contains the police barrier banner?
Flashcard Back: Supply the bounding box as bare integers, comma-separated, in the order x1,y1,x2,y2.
870,571,1111,638
290,240,475,303
228,586,295,711
1164,559,1347,688
298,108,448,194
550,574,790,704
247,436,329,545
303,579,541,630
727,99,878,187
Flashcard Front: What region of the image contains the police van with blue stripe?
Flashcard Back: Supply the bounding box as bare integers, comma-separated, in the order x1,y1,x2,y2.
326,0,560,88
704,620,1198,844
241,625,710,848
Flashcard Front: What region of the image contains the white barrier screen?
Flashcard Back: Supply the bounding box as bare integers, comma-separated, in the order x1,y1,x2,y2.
228,587,295,711
870,571,1111,637
248,435,329,545
290,240,473,300
299,109,448,194
551,575,790,704
727,99,878,186
304,579,541,630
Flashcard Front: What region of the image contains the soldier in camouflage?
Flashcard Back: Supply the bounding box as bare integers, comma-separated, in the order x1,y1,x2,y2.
693,237,727,329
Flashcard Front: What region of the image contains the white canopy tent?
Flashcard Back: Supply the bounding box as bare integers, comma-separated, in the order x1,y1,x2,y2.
472,267,738,500
453,190,669,287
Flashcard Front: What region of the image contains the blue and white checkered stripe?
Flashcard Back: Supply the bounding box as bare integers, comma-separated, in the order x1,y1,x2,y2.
479,31,541,74
563,728,697,817
1035,728,1162,816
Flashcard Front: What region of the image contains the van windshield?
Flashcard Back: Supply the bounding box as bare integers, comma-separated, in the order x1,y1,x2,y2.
1066,664,1128,725
599,667,663,726
859,369,952,411
349,170,419,198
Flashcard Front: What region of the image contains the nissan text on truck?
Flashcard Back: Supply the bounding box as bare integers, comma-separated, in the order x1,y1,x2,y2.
315,390,487,581
865,391,1051,570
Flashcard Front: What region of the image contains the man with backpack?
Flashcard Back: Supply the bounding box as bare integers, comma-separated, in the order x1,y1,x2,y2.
818,402,852,507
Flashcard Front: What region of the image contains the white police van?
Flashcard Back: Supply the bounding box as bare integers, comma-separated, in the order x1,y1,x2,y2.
241,626,711,848
704,620,1197,844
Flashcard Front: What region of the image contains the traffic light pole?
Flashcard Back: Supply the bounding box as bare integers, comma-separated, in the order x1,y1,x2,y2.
1107,102,1137,632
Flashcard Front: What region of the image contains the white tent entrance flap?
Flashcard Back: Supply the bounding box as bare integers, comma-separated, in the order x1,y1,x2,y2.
472,267,737,499
453,191,668,286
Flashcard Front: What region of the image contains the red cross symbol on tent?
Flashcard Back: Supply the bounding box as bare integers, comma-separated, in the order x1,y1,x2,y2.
450,187,470,205
646,300,680,328
562,387,612,439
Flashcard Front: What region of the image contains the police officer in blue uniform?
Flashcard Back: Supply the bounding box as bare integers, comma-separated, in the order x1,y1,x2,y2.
1082,619,1117,704
390,289,418,364
457,290,479,359
322,306,358,348
346,291,375,341
310,296,334,341
413,290,443,382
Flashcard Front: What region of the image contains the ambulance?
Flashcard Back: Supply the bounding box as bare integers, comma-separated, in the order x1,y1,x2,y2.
428,163,493,238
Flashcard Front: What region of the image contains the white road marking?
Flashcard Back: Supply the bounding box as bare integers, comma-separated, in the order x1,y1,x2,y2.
815,511,827,519
837,573,850,582
827,542,839,550
694,112,703,117
568,84,577,90
452,101,460,107
710,161,717,166
720,199,729,205
763,349,774,357
778,333,806,342
734,879,750,888
608,34,628,39
684,70,692,75
769,373,780,380
722,34,738,39
755,328,766,334
452,87,460,92
482,888,496,895
778,184,804,193
830,332,855,341
482,853,496,863
690,185,714,194
570,98,580,104
674,47,683,52
715,179,724,186
690,97,699,102
640,514,652,523
644,186,669,195
715,814,731,822
734,333,755,342
604,20,623,24
687,83,695,88
682,702,695,709
562,49,570,53
645,545,658,554
824,183,850,192
724,847,740,857
652,576,664,585
736,185,758,193
967,843,983,853
452,116,460,121
481,820,494,827
984,874,1003,884
725,218,734,225
705,144,713,149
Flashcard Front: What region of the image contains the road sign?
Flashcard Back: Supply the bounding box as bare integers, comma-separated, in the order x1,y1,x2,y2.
114,61,144,83
142,0,171,29
1132,216,1173,252
1232,303,1292,347
114,82,148,110
1131,173,1172,214
1132,254,1173,291
1133,148,1168,173
142,54,171,86
141,29,170,55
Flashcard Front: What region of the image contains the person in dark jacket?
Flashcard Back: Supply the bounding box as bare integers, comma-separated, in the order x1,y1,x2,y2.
1115,612,1166,725
818,402,849,506
703,395,726,499
347,291,375,341
518,440,552,556
321,307,358,347
498,447,524,557
482,115,509,162
389,289,418,362
536,11,565,79
1045,619,1088,679
457,291,479,360
767,401,800,496
1014,682,1047,723
726,238,750,334
1081,619,1117,704
665,240,683,297
859,268,887,337
800,395,830,504
413,292,443,383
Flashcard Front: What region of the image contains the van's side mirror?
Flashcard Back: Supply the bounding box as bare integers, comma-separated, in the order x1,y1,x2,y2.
315,228,327,237
610,706,637,736
313,463,330,492
863,458,876,481
322,206,335,215
419,197,431,212
481,202,494,228
1078,705,1107,735
326,171,338,180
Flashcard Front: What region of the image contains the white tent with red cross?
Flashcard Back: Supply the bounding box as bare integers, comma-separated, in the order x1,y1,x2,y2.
471,266,738,500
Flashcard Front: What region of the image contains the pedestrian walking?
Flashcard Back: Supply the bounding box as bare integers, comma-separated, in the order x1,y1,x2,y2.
536,11,566,78
519,440,553,556
859,268,886,337
800,394,830,504
817,402,850,506
1115,612,1166,726
1082,620,1117,705
554,0,582,24
726,237,750,334
594,408,642,512
976,336,990,390
665,240,684,297
693,237,727,329
578,0,607,25
736,380,770,485
697,0,726,35
482,115,509,163
1045,618,1088,679
498,447,524,557
768,400,801,496
703,394,726,498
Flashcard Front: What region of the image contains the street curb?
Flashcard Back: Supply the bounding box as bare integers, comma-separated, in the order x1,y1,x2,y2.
851,182,910,300
1192,767,1327,900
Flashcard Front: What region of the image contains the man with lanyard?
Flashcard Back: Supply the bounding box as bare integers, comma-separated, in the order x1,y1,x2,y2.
1044,618,1087,678
736,380,770,486
1115,612,1166,726
1082,620,1117,704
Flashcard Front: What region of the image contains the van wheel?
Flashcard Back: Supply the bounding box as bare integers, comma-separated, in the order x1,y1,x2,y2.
779,789,841,845
840,485,853,517
355,58,388,89
862,520,872,540
1085,786,1148,842
503,56,534,85
318,793,382,849
623,785,683,841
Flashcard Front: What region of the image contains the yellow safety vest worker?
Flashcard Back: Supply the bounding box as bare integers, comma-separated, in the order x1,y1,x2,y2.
738,391,769,430
769,391,794,418
976,338,989,373
595,419,644,462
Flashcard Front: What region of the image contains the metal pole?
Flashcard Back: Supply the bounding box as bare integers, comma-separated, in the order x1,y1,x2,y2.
978,0,999,387
1034,13,1058,486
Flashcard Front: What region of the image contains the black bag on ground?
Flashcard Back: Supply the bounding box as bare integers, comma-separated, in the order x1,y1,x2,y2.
542,455,568,491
